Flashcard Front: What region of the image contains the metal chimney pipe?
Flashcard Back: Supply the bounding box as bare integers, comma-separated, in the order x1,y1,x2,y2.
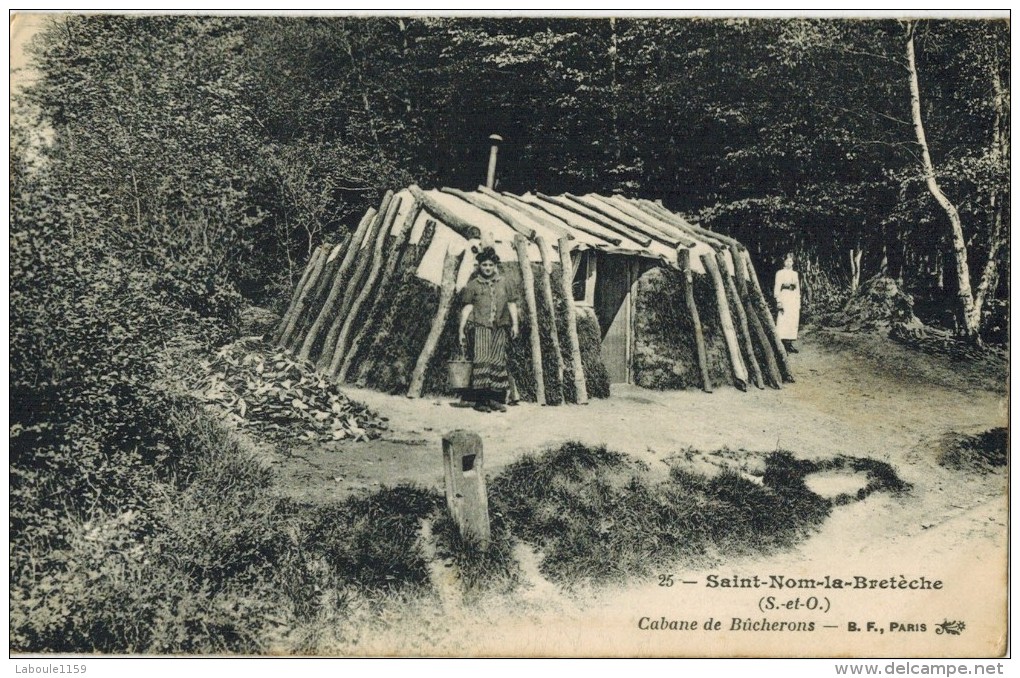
486,134,503,189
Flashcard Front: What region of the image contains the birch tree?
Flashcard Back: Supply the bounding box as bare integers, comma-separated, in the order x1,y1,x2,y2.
904,20,1007,342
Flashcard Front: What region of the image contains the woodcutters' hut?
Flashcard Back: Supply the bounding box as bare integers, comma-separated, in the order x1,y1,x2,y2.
273,185,794,404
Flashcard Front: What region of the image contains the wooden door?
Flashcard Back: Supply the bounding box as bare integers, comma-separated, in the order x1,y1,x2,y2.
595,254,635,384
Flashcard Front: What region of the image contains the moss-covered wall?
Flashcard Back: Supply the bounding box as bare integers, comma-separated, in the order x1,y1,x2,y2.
357,272,441,394
632,265,734,390
352,252,612,402
420,261,609,402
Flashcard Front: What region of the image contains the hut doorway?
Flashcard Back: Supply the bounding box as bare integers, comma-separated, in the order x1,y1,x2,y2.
594,253,639,384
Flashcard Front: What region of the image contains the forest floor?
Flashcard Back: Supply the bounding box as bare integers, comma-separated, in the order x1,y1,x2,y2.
259,327,1008,657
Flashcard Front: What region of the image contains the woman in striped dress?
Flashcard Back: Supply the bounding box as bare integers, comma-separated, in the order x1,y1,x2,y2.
458,247,520,412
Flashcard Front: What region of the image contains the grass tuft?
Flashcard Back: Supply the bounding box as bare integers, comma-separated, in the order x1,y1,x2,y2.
301,485,443,592
937,428,1007,473
430,508,521,595
488,442,908,585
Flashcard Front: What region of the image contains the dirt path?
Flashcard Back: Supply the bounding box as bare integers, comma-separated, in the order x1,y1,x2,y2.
262,329,1007,657
269,329,1005,504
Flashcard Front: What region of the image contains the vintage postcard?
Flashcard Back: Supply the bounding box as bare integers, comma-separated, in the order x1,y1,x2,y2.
9,11,1009,663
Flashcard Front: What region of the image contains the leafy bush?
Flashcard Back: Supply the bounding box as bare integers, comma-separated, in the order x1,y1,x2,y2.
9,391,294,653
800,266,852,323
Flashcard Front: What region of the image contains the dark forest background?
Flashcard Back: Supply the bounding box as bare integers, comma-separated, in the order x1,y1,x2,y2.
13,17,1008,336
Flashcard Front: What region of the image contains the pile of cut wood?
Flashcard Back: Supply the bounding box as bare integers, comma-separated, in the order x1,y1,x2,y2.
828,276,924,333
830,276,1003,361
193,337,387,442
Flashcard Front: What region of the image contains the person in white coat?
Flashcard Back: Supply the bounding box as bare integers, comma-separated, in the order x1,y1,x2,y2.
774,253,801,353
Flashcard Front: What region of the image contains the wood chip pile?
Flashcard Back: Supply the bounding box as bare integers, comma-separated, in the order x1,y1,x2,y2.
193,337,388,442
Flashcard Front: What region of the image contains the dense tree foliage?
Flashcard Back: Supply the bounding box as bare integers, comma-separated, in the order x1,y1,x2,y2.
15,15,1007,332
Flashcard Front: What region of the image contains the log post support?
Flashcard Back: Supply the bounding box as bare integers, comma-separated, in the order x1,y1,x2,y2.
678,248,711,393
514,234,546,405
274,244,324,345
535,234,566,404
298,207,376,362
716,251,764,390
701,252,748,390
741,249,794,383
442,430,490,550
408,245,464,398
557,238,588,404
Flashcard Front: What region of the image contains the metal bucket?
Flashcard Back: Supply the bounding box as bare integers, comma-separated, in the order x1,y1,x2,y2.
447,359,473,390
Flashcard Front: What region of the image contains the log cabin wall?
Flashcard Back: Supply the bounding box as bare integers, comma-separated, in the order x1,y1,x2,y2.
273,186,785,401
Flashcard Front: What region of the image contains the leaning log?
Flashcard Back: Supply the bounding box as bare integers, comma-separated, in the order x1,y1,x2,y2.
515,234,546,405
478,187,573,240
326,194,404,377
678,248,711,392
337,202,423,382
557,237,588,404
274,244,324,345
732,246,782,389
284,246,331,352
535,234,565,404
741,249,794,383
635,200,728,250
575,194,683,248
354,220,438,386
290,236,353,350
515,193,625,246
407,246,464,398
701,252,748,390
306,237,349,313
717,250,764,390
408,185,482,240
600,196,699,248
537,192,653,248
440,187,537,240
316,192,394,371
279,245,328,350
298,207,377,362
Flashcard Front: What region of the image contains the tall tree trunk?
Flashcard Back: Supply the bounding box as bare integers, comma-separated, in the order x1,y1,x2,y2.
972,54,1008,324
609,17,620,165
342,29,380,147
905,21,979,340
849,248,862,294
